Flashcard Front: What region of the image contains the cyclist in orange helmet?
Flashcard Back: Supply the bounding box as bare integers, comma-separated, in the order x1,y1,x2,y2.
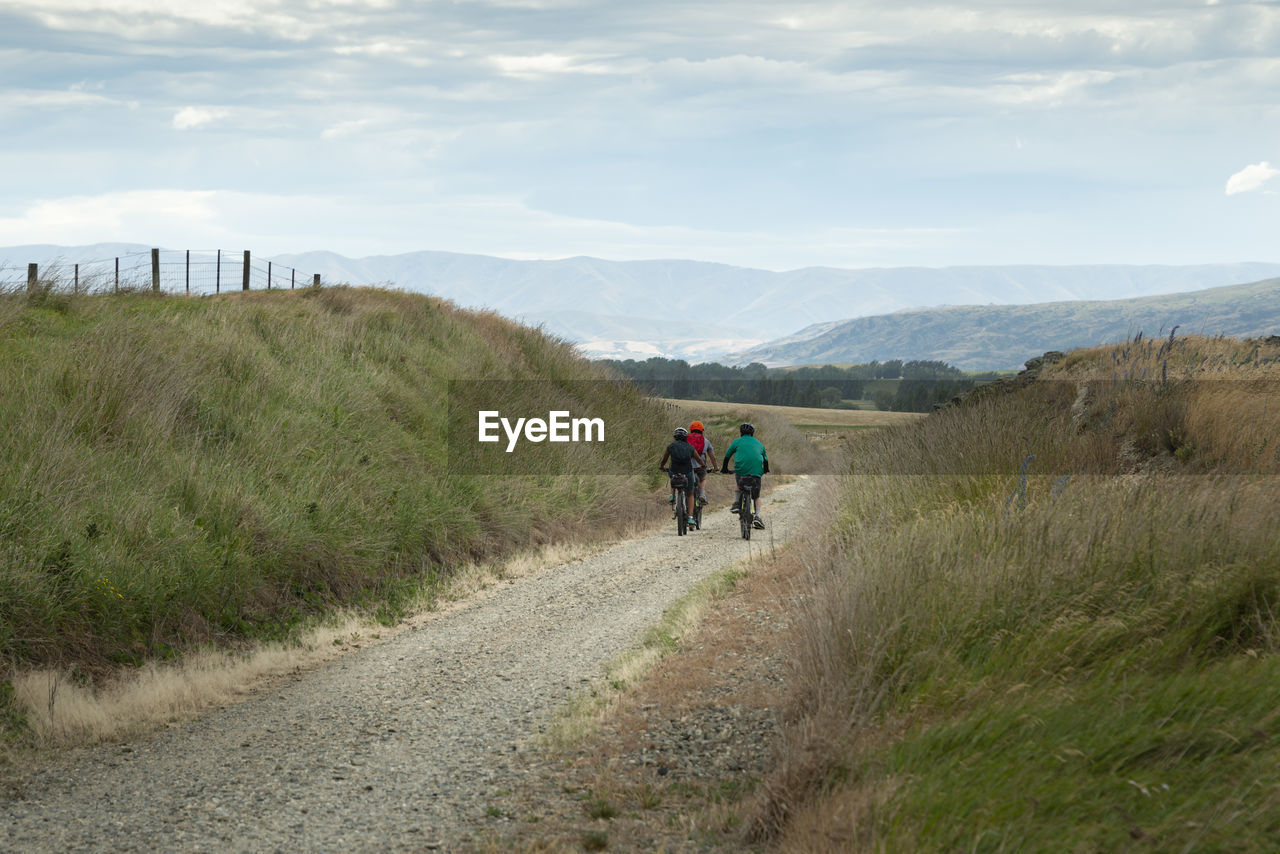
685,420,717,505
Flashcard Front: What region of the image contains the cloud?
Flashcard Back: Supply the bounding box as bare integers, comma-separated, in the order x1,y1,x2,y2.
1225,161,1280,195
321,118,375,139
0,189,222,247
0,187,971,270
5,1,1280,267
173,106,228,130
491,53,582,78
0,89,135,113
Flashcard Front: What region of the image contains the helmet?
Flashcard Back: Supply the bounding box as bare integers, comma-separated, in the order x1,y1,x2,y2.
689,421,704,433
739,422,755,436
673,427,689,440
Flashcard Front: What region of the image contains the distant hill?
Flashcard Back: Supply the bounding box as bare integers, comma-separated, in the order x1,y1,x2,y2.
251,253,1280,359
6,243,1280,362
730,277,1280,370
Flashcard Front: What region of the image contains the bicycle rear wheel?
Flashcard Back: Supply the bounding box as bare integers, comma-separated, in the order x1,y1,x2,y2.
677,488,688,536
739,494,751,539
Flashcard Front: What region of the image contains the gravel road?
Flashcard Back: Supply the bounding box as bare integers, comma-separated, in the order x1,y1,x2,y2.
3,477,815,852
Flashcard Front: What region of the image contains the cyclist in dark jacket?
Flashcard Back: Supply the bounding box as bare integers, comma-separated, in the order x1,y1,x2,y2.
720,422,768,529
659,426,704,528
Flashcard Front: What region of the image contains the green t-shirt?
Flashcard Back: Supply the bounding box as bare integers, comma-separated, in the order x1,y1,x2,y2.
725,435,767,477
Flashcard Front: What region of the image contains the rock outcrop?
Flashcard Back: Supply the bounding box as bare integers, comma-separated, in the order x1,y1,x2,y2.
934,350,1065,411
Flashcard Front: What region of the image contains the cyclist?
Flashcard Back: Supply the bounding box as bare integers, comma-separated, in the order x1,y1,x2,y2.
659,426,704,529
686,420,717,505
720,422,768,529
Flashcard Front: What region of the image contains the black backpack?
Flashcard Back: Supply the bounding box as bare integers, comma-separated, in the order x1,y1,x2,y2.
668,441,694,467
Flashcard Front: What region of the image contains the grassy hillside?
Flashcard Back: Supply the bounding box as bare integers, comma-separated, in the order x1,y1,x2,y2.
0,284,674,684
734,276,1280,370
754,334,1280,851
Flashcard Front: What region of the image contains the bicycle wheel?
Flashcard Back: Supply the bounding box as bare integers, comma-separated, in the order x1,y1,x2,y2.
693,496,703,530
739,494,751,540
677,487,688,536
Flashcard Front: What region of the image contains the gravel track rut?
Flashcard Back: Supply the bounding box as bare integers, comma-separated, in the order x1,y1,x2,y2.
3,477,815,852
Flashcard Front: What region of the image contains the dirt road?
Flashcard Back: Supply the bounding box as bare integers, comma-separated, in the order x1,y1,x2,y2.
2,477,815,852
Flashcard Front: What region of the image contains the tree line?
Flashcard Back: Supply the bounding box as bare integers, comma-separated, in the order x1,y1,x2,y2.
597,357,1001,412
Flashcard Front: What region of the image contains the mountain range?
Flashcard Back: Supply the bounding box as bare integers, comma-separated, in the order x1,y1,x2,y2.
729,277,1280,370
5,243,1279,366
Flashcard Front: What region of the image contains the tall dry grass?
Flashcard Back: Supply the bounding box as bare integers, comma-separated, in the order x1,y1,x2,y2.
753,334,1280,851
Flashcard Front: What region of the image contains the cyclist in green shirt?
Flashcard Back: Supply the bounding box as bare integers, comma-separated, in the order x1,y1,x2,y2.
720,422,768,529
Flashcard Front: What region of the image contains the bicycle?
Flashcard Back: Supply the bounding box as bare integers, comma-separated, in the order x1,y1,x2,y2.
691,469,707,531
726,471,762,540
662,468,694,536
737,487,753,540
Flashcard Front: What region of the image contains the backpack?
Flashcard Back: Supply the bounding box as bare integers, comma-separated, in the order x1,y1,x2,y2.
667,441,694,467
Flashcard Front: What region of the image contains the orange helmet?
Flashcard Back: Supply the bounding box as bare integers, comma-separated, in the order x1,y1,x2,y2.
689,421,704,432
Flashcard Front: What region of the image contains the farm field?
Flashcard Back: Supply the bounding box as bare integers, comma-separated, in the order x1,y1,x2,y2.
659,397,925,427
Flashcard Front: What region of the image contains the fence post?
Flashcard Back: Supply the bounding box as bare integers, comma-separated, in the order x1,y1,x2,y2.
242,251,250,291
267,261,272,290
313,273,320,287
185,250,189,295
291,268,295,290
151,248,160,292
216,250,221,293
114,257,119,293
27,263,37,293
74,263,79,294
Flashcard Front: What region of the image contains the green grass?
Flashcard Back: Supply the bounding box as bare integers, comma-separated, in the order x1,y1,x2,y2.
586,794,619,820
758,335,1280,851
837,474,1280,850
888,662,1280,851
0,285,667,679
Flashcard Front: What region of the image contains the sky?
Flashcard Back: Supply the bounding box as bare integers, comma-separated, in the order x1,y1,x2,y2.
1,0,1279,271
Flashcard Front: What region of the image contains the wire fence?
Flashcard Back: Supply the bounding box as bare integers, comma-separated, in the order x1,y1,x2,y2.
0,249,320,296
